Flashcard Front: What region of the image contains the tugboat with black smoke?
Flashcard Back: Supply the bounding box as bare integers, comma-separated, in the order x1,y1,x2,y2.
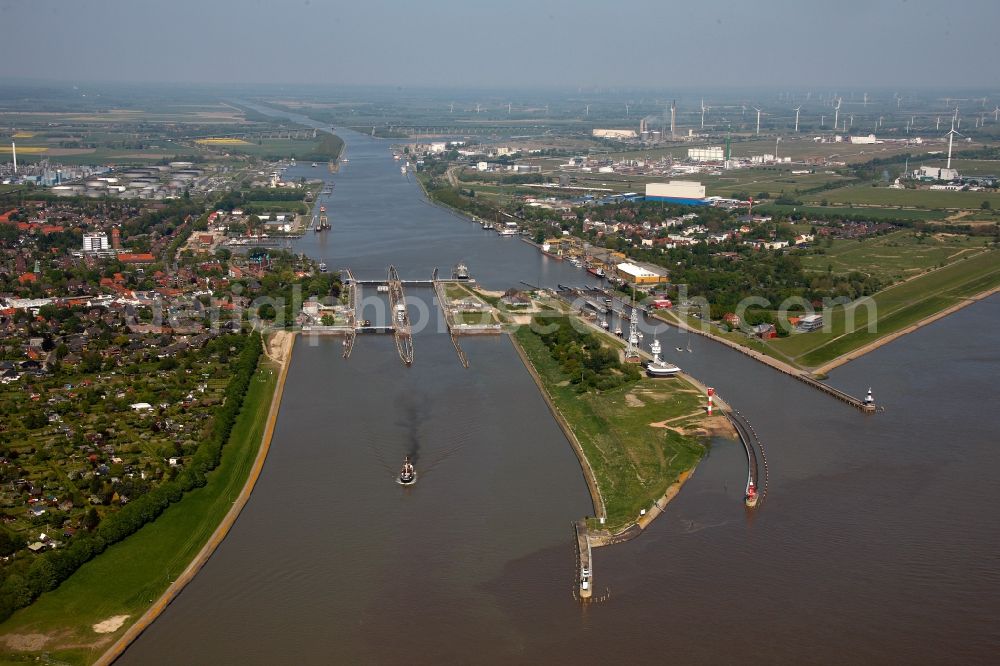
397,456,417,486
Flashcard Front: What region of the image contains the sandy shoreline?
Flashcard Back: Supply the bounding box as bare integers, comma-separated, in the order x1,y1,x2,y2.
94,331,296,666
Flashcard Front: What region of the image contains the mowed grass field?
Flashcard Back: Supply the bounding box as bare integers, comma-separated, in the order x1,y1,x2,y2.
758,203,946,221
804,183,1000,210
800,230,990,282
514,327,706,529
0,359,279,665
212,137,321,159
768,249,1000,368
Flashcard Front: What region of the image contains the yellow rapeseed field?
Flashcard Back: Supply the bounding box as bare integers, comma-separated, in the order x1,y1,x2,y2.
0,145,47,153
195,137,251,145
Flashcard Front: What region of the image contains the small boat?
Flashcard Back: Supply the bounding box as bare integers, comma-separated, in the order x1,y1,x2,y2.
398,456,416,486
600,319,610,329
676,346,684,352
320,206,326,213
745,481,759,507
614,326,623,337
318,262,328,273
646,339,680,377
311,162,318,168
587,266,606,278
453,263,470,280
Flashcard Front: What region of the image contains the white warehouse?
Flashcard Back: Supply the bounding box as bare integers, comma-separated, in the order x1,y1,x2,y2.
645,181,708,205
688,146,724,162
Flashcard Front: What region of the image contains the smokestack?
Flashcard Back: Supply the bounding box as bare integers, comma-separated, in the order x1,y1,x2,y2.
670,100,676,139
11,141,16,174
111,227,121,250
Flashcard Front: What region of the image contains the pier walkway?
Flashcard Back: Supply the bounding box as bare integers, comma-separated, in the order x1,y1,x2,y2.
574,520,592,600
724,407,767,503
387,265,414,366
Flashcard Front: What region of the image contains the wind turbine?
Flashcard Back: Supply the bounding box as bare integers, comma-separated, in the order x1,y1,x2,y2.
945,120,962,170
994,106,999,122
700,99,707,129
754,107,762,135
793,105,801,132
833,98,842,133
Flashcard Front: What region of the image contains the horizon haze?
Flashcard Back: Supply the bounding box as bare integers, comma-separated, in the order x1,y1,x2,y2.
1,0,998,89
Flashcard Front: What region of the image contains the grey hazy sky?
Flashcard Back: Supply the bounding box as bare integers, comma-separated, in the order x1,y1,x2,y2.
1,0,997,88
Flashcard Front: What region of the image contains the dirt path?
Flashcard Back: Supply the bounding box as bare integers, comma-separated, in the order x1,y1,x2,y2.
94,332,296,666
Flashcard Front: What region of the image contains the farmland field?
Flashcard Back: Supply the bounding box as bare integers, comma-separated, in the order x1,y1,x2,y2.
758,203,945,221
803,183,1000,209
800,229,991,282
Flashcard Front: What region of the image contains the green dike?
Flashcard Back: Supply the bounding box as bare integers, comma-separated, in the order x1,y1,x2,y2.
767,249,1000,368
0,360,279,666
513,326,706,530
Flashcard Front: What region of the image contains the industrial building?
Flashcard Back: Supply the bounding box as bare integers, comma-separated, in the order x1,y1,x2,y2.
616,262,665,285
688,146,724,162
592,129,637,140
849,134,878,144
645,181,709,206
916,165,959,181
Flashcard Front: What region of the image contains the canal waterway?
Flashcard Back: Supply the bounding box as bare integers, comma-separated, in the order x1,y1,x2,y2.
119,116,1000,664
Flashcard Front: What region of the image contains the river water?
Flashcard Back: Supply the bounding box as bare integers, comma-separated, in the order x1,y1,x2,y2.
120,117,1000,664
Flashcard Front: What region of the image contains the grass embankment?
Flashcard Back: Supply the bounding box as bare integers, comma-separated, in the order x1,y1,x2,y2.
770,249,1000,368
514,326,706,530
0,360,280,665
657,248,999,373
